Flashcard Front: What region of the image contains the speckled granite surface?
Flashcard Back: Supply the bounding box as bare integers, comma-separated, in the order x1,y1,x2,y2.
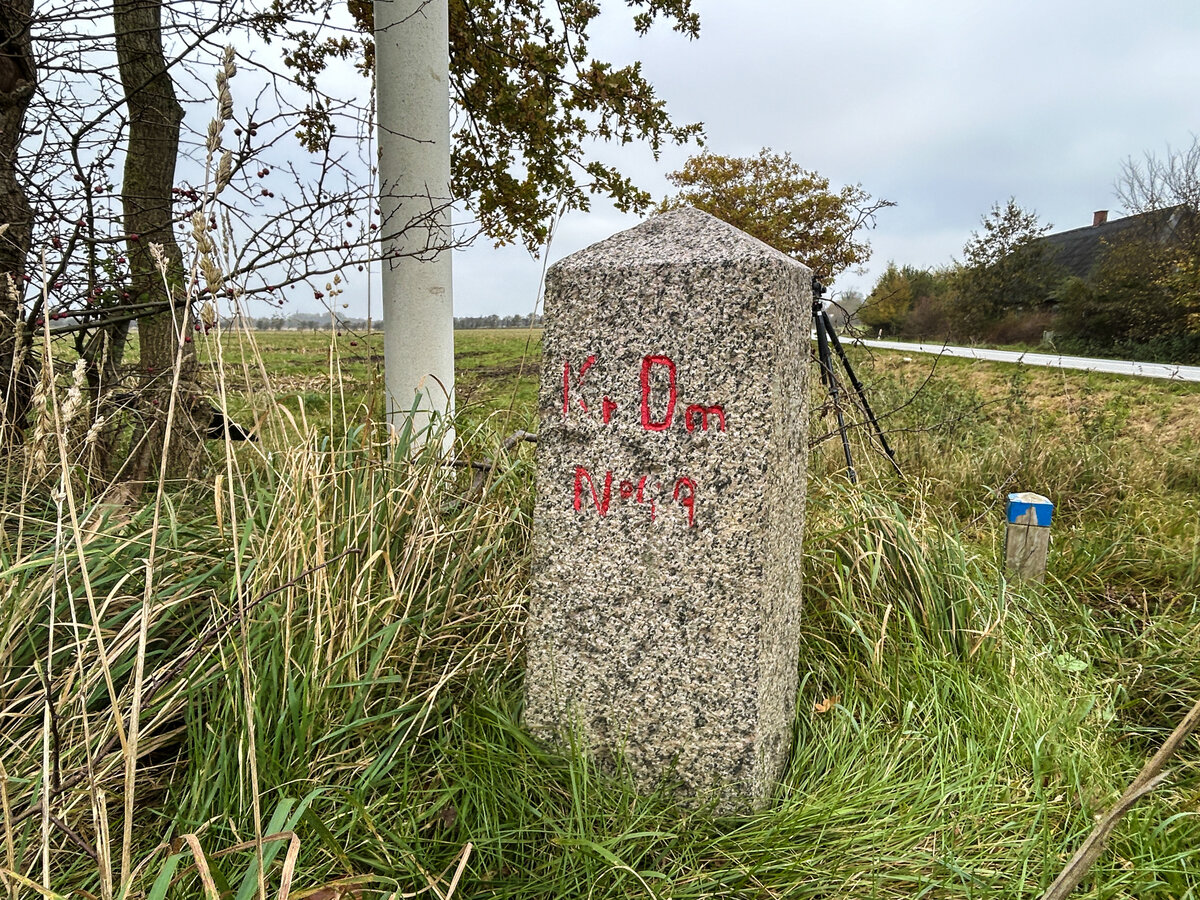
524,208,810,812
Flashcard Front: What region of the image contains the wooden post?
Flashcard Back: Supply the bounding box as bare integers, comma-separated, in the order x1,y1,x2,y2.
1004,492,1053,581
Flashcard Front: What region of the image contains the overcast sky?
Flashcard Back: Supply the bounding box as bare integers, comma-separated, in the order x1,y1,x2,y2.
440,0,1200,319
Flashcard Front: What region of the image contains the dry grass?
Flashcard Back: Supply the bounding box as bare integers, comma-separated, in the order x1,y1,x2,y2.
1,328,1198,898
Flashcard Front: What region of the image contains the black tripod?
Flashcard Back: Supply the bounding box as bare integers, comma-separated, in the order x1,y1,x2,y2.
811,277,902,484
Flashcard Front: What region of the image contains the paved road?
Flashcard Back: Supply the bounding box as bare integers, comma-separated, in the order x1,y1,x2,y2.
838,338,1200,383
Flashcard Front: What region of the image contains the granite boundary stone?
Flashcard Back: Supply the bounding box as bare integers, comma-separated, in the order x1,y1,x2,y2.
524,207,811,812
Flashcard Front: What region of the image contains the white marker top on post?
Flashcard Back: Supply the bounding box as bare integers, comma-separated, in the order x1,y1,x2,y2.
1006,492,1053,527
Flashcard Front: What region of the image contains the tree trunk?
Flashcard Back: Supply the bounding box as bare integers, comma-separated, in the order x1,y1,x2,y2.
80,317,132,478
0,0,35,444
114,0,202,481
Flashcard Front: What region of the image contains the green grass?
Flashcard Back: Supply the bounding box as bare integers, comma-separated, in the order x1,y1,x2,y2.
452,329,543,436
3,327,1199,899
182,327,542,441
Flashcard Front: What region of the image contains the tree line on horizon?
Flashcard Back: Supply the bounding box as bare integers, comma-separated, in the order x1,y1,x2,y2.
856,142,1200,363
221,312,543,331
222,141,1200,366
654,145,1200,365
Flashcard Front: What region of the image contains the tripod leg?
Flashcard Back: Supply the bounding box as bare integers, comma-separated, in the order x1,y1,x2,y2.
820,310,902,477
813,303,834,389
814,306,857,483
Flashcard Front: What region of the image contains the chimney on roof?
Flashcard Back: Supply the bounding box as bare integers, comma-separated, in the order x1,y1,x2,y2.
1093,210,1108,227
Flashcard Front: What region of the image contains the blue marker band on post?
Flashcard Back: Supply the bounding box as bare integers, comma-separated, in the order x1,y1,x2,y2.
1006,492,1053,527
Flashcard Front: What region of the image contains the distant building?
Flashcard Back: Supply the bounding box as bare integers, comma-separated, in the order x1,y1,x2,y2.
1035,207,1188,280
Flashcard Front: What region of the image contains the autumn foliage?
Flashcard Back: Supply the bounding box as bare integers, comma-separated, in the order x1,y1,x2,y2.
660,148,892,281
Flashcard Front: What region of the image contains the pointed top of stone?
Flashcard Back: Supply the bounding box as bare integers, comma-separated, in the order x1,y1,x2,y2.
551,207,811,273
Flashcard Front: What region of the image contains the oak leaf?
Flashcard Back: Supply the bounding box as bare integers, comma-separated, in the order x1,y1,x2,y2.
813,694,841,714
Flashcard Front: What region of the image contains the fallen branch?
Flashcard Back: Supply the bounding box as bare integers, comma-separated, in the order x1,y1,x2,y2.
1041,695,1200,899
467,430,537,492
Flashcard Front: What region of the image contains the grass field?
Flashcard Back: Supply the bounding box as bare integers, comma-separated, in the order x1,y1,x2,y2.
3,326,1199,899
189,328,542,438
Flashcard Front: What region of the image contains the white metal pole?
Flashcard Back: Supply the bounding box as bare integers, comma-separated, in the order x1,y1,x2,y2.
375,0,454,450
